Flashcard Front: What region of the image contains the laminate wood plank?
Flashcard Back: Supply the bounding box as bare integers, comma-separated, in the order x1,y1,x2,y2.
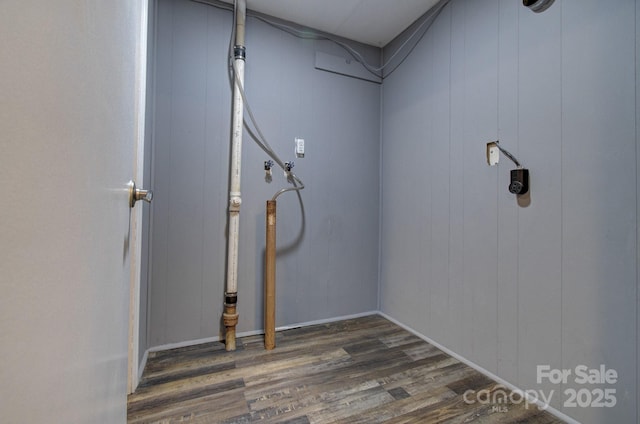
382,393,491,424
379,332,424,348
335,386,458,424
240,324,397,361
305,385,396,423
139,361,237,388
128,387,247,424
242,347,427,408
249,382,394,424
381,362,475,395
129,348,350,405
143,343,241,378
128,378,245,416
446,373,495,395
242,340,422,397
128,316,565,424
401,342,441,361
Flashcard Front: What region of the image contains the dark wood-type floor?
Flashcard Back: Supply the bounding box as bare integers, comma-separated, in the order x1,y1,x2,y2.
128,315,565,423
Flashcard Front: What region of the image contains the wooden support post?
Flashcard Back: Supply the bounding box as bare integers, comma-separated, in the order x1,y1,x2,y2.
265,200,276,350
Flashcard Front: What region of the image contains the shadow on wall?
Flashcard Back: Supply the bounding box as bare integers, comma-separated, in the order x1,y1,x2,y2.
275,191,306,256
255,189,307,310
518,184,531,208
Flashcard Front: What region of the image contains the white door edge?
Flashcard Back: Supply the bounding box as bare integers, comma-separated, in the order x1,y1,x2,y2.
128,0,150,395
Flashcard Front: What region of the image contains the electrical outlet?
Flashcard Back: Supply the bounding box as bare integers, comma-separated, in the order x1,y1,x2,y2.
487,141,499,166
295,137,305,158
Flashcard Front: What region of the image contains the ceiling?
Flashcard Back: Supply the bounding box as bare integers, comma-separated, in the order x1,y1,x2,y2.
221,0,441,47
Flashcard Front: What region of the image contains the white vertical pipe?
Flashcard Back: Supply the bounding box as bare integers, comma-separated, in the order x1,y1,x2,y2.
224,0,246,351
227,58,244,295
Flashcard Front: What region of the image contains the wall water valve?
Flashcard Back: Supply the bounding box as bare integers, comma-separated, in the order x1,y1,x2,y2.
284,161,294,173
264,160,274,177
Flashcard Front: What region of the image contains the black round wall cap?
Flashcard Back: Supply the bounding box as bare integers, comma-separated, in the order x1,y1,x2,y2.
509,168,529,195
523,0,555,13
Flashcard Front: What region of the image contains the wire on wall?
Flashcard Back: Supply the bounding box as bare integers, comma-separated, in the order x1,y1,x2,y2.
226,0,305,199
189,0,452,196
191,0,450,80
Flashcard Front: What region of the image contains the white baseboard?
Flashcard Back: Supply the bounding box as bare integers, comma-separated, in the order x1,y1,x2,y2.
145,310,378,354
274,310,378,332
139,310,379,368
377,312,580,424
137,349,149,382
146,335,221,354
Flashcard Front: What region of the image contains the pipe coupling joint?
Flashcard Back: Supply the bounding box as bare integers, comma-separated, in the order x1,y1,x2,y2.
223,314,239,327
225,292,238,305
229,196,242,211
223,294,238,326
234,46,246,60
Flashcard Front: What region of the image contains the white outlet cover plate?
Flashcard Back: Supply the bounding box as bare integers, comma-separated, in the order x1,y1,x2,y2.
487,142,499,166
295,137,305,158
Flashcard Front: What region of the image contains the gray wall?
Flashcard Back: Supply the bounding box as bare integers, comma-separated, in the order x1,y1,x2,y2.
147,0,380,347
147,1,640,421
380,0,639,422
139,0,158,366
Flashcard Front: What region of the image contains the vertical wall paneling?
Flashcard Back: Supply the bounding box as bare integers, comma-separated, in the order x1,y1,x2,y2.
149,0,380,346
637,0,640,418
148,0,640,421
516,0,563,408
496,0,519,384
165,0,208,343
139,0,159,367
199,6,232,337
151,0,217,344
428,5,452,347
561,1,637,422
421,17,434,341
245,19,381,326
149,0,174,345
378,76,398,319
462,0,499,373
446,0,467,357
379,37,425,330
380,0,639,421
